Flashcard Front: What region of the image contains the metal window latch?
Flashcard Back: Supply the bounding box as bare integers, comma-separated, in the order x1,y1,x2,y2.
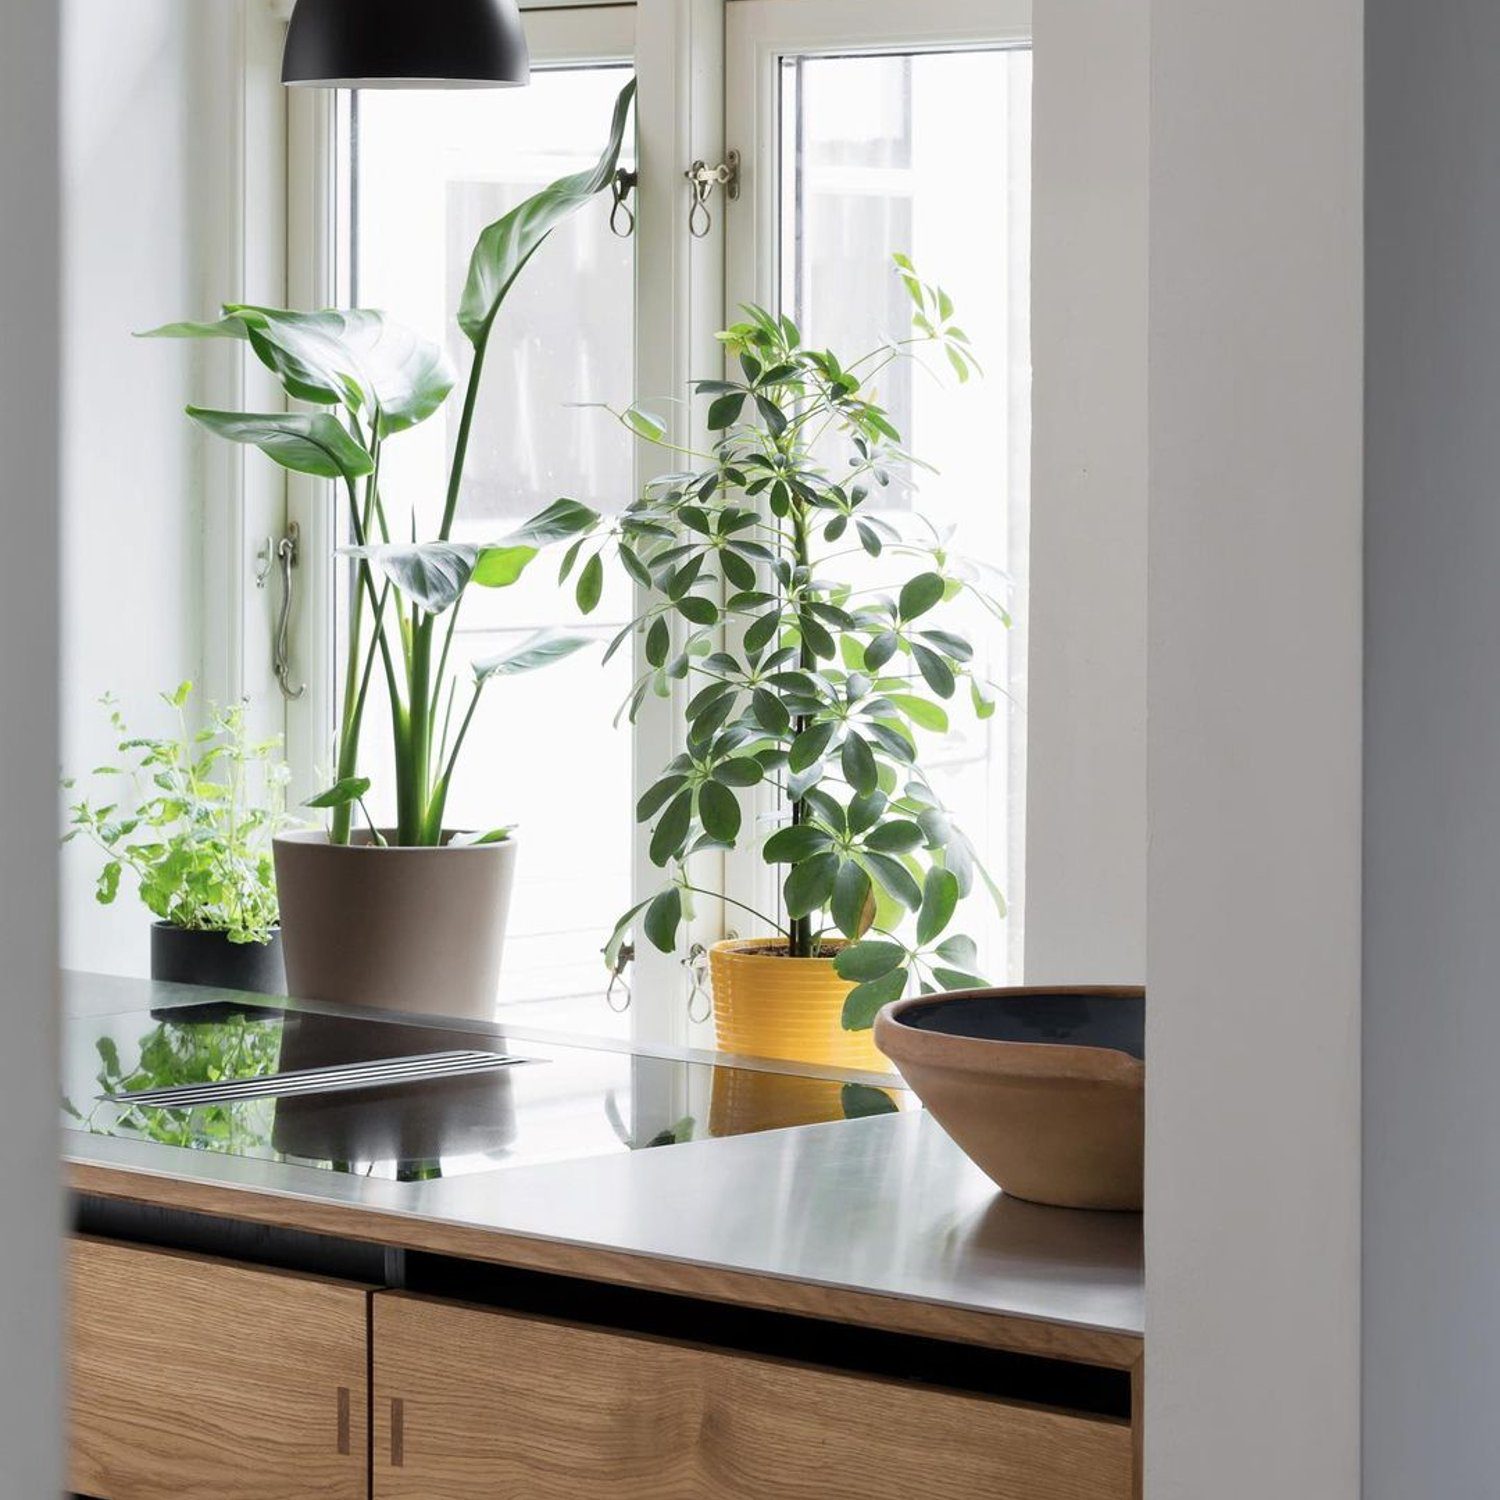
684,151,740,238
257,525,305,701
610,168,638,237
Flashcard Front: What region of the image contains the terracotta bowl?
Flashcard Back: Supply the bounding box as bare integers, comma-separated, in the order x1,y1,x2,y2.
874,986,1144,1211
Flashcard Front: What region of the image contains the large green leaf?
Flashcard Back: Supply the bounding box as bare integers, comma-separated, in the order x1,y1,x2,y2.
506,498,601,549
347,541,480,615
457,78,636,348
349,514,583,611
151,308,454,438
187,409,373,481
304,776,370,810
472,629,592,683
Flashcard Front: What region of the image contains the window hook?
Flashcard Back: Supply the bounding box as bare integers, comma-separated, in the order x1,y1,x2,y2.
606,941,633,1013
684,941,714,1025
609,167,638,238
684,151,740,239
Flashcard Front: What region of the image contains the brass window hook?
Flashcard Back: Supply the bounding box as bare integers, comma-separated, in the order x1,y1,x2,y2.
684,151,740,238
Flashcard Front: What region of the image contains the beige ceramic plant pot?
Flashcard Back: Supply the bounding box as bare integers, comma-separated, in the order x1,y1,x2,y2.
273,830,517,1021
708,936,887,1071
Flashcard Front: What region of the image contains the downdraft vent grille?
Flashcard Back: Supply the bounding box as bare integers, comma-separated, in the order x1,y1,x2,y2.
105,1049,537,1109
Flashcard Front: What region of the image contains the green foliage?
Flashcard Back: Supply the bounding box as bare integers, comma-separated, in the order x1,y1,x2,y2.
563,260,1006,1025
146,82,635,847
64,686,287,944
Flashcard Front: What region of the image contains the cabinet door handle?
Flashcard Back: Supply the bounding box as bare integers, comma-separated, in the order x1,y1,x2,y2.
390,1396,405,1467
336,1385,351,1455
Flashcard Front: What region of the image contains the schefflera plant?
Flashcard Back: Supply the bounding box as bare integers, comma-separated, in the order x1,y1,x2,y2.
586,260,1008,1030
140,82,635,846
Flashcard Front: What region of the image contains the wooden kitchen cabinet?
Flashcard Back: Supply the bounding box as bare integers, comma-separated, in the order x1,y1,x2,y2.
371,1291,1132,1500
68,1236,370,1500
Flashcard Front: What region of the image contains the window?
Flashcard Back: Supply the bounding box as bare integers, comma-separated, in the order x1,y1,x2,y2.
277,0,1035,1043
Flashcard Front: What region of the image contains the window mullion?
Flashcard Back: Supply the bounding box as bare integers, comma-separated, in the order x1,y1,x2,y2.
629,0,727,1048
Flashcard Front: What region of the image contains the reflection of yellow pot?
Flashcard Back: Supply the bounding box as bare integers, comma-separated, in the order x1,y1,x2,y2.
708,937,886,1071
709,1069,850,1137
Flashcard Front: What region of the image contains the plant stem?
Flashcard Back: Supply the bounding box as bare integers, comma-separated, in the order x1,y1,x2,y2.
422,679,484,841
787,485,818,958
440,335,489,543
404,613,433,844
333,456,401,844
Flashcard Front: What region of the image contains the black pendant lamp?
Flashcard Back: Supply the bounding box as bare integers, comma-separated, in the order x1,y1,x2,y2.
282,0,530,89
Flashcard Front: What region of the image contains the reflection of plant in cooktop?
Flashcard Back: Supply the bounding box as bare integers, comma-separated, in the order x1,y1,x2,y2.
67,1016,281,1153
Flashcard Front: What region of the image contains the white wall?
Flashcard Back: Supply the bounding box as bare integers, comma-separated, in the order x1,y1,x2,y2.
1146,1,1364,1495
1363,1,1500,1490
1026,0,1147,986
61,0,247,976
0,0,62,1488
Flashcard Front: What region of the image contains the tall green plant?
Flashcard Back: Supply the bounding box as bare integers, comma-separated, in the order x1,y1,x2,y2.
143,81,635,846
572,260,1008,1029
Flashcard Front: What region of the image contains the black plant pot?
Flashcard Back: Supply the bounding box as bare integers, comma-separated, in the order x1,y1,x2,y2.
149,922,286,996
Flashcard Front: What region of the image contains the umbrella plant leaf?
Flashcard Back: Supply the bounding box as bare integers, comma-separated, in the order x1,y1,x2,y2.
644,885,683,954
841,968,908,1031
830,859,874,939
784,851,839,919
833,939,905,983
763,824,833,864
698,779,742,843
916,866,960,946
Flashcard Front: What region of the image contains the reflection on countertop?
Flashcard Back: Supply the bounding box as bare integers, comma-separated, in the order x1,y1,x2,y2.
62,971,1141,1341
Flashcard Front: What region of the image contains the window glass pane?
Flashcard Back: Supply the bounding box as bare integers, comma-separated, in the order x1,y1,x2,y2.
347,67,635,1026
779,48,1032,980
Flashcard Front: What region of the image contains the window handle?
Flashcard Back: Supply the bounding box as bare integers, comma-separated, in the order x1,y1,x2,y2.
261,523,305,701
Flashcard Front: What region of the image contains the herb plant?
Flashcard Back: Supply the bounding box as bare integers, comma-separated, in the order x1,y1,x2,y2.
577,261,1008,1029
141,83,634,847
64,683,287,944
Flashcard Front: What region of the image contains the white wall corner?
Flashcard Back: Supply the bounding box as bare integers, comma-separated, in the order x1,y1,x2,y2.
1026,0,1149,987
1145,0,1364,1495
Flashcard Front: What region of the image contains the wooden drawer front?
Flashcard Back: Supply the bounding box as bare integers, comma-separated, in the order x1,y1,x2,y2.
373,1293,1131,1500
69,1236,369,1500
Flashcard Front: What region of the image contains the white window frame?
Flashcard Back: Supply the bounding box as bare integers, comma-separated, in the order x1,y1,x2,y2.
237,0,1147,1043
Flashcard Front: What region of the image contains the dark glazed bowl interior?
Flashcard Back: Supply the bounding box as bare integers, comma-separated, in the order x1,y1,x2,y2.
900,991,1145,1061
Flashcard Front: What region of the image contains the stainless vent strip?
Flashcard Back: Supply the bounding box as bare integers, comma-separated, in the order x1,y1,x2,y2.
104,1049,538,1109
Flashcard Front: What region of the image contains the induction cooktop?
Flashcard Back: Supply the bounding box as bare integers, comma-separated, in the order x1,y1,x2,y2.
61,992,907,1183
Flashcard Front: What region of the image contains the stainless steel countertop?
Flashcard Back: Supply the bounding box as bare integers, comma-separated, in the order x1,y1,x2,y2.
62,973,1143,1343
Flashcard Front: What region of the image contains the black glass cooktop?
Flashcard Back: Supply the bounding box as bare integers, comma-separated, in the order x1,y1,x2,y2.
61,994,906,1183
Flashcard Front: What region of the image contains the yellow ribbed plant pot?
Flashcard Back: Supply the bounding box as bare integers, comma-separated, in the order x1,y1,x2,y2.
708,937,887,1071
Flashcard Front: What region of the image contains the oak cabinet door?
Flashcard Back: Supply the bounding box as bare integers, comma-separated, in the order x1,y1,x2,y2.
373,1292,1132,1500
69,1236,370,1500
